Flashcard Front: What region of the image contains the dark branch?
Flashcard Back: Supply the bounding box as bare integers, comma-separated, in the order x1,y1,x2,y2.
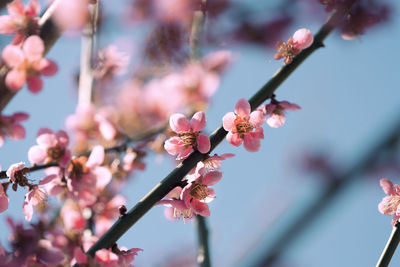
376,224,400,267
196,216,211,267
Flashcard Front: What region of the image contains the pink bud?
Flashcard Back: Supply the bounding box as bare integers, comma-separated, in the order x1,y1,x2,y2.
292,28,314,50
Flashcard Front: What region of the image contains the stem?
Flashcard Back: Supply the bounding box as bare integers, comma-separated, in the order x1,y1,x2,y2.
86,1,358,257
0,0,63,112
377,224,400,267
196,216,211,267
78,1,99,105
0,162,59,179
251,116,400,266
189,0,207,60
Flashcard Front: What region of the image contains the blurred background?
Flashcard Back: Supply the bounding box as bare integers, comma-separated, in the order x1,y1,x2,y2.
0,0,399,266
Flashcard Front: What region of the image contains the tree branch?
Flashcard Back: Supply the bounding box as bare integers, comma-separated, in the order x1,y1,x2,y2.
376,224,400,267
196,216,211,267
85,0,358,257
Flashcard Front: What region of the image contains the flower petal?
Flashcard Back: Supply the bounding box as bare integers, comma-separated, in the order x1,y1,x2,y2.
23,35,44,61
226,132,242,147
196,133,210,154
202,170,222,186
249,110,265,127
87,145,105,168
243,134,261,152
380,178,396,196
190,111,206,132
222,112,236,131
28,145,47,164
267,113,286,128
5,69,26,91
27,76,43,93
169,113,190,133
235,98,251,117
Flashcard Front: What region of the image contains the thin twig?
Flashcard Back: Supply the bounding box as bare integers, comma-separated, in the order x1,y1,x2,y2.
0,0,63,112
377,224,400,267
250,116,400,266
85,0,358,257
0,162,59,179
196,216,211,267
78,1,99,105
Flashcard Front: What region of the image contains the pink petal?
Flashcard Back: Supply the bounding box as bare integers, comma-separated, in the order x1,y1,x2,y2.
200,72,219,98
0,16,17,35
23,35,44,61
12,112,29,122
267,113,286,128
8,124,26,140
37,131,56,147
27,76,43,93
164,137,184,156
222,112,236,131
37,127,53,136
169,113,190,133
39,59,58,76
94,167,112,190
23,200,33,221
234,98,251,117
249,110,265,127
292,28,314,50
0,192,9,213
263,103,277,115
243,134,261,152
190,111,206,132
378,196,394,215
191,200,210,217
226,132,243,147
28,145,47,164
196,133,210,154
2,45,25,68
55,130,69,147
202,171,222,186
5,69,26,91
166,186,182,199
87,145,105,168
176,146,193,160
98,119,116,140
380,178,396,196
25,0,41,17
7,0,24,16
279,101,301,111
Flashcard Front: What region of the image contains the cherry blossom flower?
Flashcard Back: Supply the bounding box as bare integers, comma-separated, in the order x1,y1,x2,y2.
94,194,126,236
274,28,314,64
53,0,89,31
181,168,222,217
66,104,117,143
164,112,211,160
66,145,112,206
222,98,265,152
262,99,301,128
2,35,58,92
6,161,26,183
60,200,86,231
94,45,130,80
0,183,8,213
0,0,40,44
378,178,400,225
0,112,29,147
23,175,56,221
158,186,193,220
28,128,71,167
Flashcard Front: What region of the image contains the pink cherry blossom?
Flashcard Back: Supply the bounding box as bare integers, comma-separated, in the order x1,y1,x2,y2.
181,168,222,217
66,145,112,206
23,175,54,221
28,128,71,167
53,0,89,31
0,0,40,44
158,186,194,220
0,183,9,213
222,98,265,152
94,45,130,80
262,99,301,128
292,28,314,50
202,50,233,74
6,161,25,183
378,178,400,225
66,104,117,144
60,200,86,231
0,112,29,147
164,111,211,160
2,35,58,93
